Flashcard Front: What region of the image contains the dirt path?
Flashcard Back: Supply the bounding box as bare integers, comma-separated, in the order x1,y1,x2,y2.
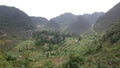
91,25,98,34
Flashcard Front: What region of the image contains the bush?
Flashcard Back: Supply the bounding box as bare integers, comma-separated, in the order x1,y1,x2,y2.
33,30,66,46
64,53,84,68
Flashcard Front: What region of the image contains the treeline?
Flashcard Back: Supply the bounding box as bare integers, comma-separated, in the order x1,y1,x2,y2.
32,30,81,46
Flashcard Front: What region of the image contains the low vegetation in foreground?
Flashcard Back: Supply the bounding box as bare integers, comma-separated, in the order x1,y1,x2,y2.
0,28,120,68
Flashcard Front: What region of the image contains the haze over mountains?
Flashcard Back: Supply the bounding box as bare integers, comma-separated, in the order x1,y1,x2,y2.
0,2,120,68
30,12,104,34
1,2,120,35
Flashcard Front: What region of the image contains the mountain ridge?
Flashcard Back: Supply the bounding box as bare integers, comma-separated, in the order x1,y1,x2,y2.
0,5,35,36
94,2,120,32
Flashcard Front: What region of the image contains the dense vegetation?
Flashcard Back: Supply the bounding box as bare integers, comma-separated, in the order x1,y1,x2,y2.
32,30,66,46
0,24,120,68
0,2,120,68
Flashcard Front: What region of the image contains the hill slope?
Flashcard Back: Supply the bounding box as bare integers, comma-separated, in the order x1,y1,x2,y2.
0,5,35,35
66,15,91,34
46,20,60,31
30,16,48,28
51,13,78,30
83,12,104,25
94,2,120,32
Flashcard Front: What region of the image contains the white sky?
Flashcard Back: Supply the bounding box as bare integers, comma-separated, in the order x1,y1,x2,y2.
0,0,120,19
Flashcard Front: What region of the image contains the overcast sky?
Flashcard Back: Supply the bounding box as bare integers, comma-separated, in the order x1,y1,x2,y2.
0,0,120,19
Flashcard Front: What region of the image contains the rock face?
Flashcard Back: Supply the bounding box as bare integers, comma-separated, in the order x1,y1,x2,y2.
0,5,35,35
94,2,120,32
66,15,91,34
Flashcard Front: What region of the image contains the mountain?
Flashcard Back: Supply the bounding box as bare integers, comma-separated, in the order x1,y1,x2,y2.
66,15,91,34
93,2,120,32
46,20,60,31
0,5,35,36
83,12,104,25
30,16,61,31
49,12,104,32
103,21,120,44
30,16,48,28
50,13,78,30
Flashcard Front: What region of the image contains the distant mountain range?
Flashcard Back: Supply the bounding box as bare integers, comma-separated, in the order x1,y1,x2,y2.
3,3,120,35
94,2,120,32
31,12,103,34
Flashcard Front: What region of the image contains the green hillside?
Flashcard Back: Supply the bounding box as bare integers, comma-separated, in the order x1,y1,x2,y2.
0,2,120,68
51,13,78,30
94,2,120,32
1,22,120,68
66,15,91,34
0,5,35,36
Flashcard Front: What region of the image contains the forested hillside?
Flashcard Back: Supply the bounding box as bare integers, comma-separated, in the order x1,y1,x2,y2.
0,6,35,35
50,13,78,30
94,2,120,32
0,2,120,68
30,16,48,28
66,15,91,34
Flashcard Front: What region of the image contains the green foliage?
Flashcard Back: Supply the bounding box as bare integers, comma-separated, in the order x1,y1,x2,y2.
33,30,66,46
5,55,16,61
104,22,120,43
1,22,120,68
42,61,55,68
0,52,12,68
68,55,84,68
0,40,5,50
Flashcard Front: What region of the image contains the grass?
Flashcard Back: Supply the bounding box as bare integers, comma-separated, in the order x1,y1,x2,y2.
5,34,120,68
7,37,84,67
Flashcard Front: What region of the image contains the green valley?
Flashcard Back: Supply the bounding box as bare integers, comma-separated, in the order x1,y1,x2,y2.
0,1,120,68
